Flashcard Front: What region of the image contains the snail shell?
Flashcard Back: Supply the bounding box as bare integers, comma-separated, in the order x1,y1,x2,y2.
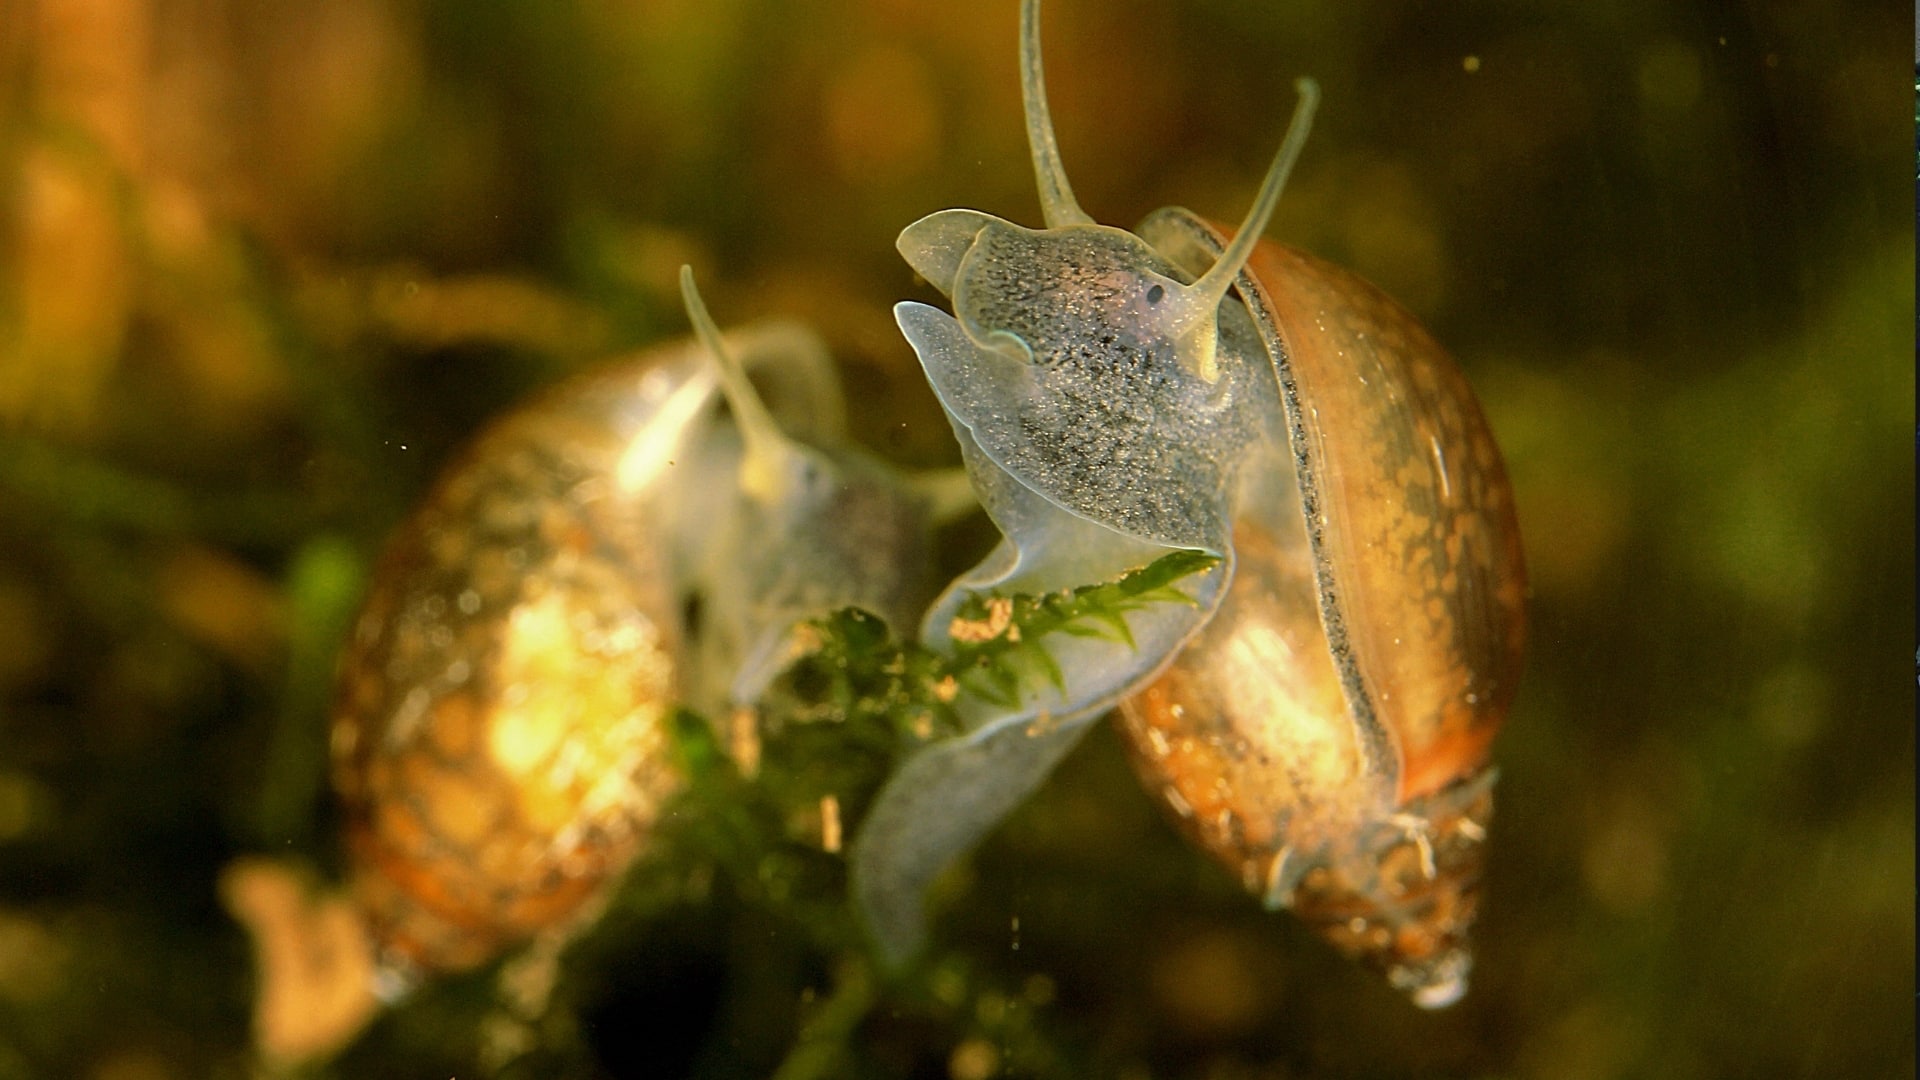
331,305,936,984
329,341,724,981
1114,214,1527,1007
860,0,1526,1007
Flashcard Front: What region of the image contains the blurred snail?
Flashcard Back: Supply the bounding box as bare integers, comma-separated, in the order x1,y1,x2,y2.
330,269,939,989
854,0,1524,1008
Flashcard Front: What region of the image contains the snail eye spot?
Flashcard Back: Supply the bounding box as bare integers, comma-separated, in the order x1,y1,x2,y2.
1146,284,1166,305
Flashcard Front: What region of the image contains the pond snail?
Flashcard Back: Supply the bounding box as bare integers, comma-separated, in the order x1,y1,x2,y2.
324,0,1524,1014
329,270,939,988
851,0,1525,1008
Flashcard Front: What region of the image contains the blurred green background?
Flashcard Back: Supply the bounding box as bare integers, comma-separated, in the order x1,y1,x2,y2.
0,0,1909,1076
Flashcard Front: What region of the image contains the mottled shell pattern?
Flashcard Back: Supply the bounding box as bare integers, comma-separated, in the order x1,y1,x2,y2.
326,0,1526,1014
1121,213,1526,1006
331,288,936,988
854,0,1525,1008
330,354,691,980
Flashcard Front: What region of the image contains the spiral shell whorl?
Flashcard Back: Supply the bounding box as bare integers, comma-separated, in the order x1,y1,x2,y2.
331,359,696,980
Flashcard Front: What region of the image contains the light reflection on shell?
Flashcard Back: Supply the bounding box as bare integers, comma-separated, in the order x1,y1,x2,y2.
1116,219,1527,1008
330,358,690,982
1117,525,1498,1008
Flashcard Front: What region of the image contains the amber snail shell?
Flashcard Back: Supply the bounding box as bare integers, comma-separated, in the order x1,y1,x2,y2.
852,0,1528,1003
328,306,933,986
330,350,696,981
1117,215,1528,1008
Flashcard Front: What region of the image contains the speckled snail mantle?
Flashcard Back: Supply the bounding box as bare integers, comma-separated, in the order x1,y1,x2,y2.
849,0,1526,1007
329,0,1526,1016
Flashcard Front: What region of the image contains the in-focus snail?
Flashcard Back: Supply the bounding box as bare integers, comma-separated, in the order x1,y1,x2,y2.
330,270,938,990
854,0,1525,1008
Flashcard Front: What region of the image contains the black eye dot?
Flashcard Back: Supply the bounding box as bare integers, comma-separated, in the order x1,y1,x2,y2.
1146,284,1166,305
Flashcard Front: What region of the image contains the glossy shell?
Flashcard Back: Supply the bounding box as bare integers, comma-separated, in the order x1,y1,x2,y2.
331,352,700,979
1234,234,1527,797
1118,211,1527,1006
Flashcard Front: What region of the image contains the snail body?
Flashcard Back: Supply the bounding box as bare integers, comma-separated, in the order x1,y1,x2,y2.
855,0,1525,1006
331,278,936,986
